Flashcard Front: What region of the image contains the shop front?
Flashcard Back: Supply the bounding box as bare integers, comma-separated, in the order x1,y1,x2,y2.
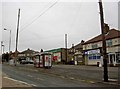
108,52,120,66
84,49,103,66
74,51,84,65
53,52,61,62
107,46,120,66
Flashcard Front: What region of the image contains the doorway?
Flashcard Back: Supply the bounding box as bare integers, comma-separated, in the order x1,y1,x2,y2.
108,53,116,66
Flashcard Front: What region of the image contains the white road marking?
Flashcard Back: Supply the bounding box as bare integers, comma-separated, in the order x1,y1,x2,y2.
34,70,38,72
78,79,86,82
36,77,44,80
102,78,118,82
108,78,118,82
60,76,65,78
69,77,75,80
30,84,37,87
19,68,38,72
27,75,33,77
3,77,37,87
103,82,120,85
3,77,30,85
88,80,95,84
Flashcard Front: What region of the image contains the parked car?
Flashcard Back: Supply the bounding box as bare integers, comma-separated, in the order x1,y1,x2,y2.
20,60,27,64
26,59,34,64
20,59,34,64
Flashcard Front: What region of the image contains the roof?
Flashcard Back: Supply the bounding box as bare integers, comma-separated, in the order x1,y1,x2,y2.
10,50,20,54
20,48,38,54
45,48,62,53
83,29,120,45
69,40,84,50
74,40,84,49
34,52,52,56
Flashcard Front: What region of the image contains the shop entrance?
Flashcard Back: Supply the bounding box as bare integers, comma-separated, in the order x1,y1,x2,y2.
108,53,116,66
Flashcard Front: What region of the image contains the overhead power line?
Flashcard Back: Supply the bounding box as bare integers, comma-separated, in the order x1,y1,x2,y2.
20,0,55,29
20,0,59,33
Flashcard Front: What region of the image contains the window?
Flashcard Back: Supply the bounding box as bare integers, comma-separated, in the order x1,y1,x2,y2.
27,54,30,56
88,54,101,60
115,40,117,43
87,49,101,60
116,52,120,63
92,44,98,49
106,40,112,47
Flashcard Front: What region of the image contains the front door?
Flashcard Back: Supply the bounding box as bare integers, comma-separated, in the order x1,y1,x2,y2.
109,54,116,66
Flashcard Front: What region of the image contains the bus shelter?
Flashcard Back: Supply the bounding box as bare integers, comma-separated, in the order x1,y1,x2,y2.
34,52,52,68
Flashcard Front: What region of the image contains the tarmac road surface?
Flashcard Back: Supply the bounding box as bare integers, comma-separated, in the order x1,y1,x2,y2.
2,64,119,88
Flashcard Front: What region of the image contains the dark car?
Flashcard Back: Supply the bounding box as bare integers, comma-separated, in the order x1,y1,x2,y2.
20,60,27,64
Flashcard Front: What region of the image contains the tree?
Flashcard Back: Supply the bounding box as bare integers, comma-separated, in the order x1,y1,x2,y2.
40,49,43,52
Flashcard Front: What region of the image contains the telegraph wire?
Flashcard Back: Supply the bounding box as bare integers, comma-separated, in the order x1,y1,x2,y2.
20,0,59,33
20,0,55,29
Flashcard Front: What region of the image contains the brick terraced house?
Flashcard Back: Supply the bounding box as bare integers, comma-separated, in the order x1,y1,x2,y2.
83,29,120,66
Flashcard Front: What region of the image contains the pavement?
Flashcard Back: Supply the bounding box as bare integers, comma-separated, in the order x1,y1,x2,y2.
0,63,34,88
2,73,33,88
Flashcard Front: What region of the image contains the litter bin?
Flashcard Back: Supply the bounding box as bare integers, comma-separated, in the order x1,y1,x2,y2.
97,62,100,67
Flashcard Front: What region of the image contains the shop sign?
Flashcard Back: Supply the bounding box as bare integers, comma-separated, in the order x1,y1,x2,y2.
85,49,100,54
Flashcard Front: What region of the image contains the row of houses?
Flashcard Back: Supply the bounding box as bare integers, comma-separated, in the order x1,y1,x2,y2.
5,28,120,66
2,48,39,62
44,28,120,66
83,29,120,66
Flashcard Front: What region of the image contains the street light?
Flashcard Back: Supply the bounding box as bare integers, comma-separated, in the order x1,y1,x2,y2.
4,28,11,54
1,41,4,54
1,41,3,54
65,34,68,63
2,45,5,54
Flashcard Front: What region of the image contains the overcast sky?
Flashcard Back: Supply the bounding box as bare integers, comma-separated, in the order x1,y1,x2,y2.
1,0,119,53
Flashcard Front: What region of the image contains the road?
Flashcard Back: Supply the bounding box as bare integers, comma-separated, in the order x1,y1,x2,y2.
12,64,119,82
2,64,119,88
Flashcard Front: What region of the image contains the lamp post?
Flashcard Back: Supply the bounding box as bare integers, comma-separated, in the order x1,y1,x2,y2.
4,28,11,61
4,28,11,54
1,41,5,57
1,41,3,54
1,41,5,54
65,34,68,63
72,44,74,64
2,45,5,54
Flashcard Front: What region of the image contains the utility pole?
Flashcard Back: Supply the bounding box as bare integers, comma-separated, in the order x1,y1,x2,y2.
9,30,11,54
65,34,68,63
15,8,20,66
99,0,108,82
16,8,20,52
